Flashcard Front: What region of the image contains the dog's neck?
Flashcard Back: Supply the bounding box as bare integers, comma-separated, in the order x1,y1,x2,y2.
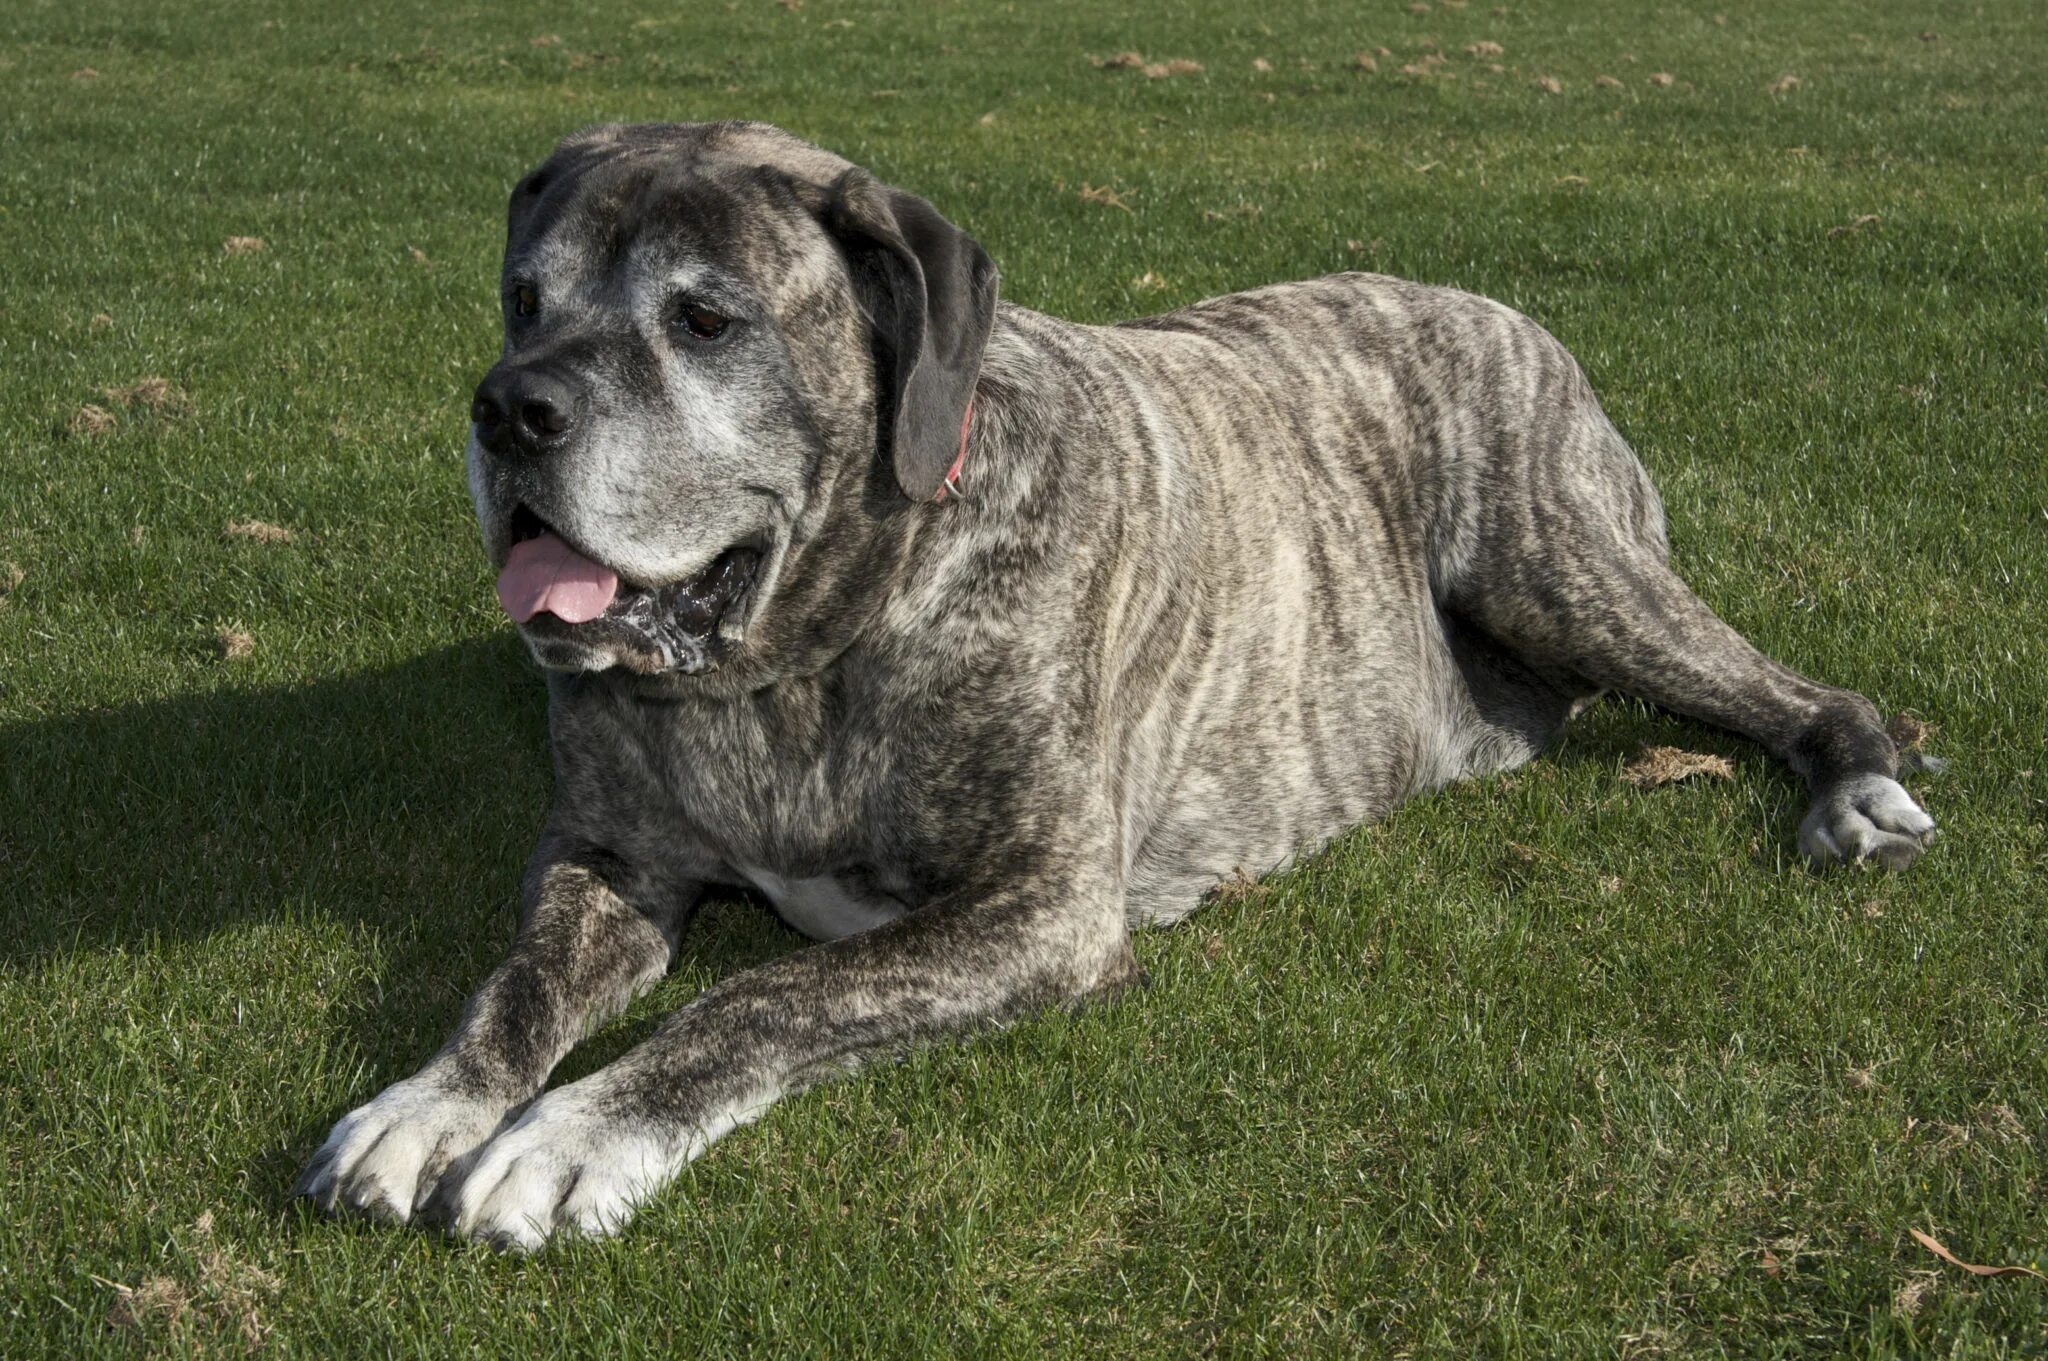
581,304,1086,709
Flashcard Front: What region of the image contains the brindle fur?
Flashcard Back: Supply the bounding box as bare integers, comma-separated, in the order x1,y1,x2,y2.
296,122,1936,1250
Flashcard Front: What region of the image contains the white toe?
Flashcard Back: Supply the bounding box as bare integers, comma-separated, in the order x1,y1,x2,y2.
298,1078,509,1224
1799,774,1936,870
445,1086,680,1251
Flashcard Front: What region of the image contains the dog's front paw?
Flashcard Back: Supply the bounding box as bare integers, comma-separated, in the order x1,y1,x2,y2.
437,1083,685,1253
295,1077,513,1225
1798,773,1936,870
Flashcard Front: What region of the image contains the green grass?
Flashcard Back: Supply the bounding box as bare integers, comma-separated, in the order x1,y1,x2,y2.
3,0,2045,1353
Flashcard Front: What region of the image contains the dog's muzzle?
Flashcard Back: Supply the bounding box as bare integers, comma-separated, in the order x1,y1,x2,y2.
498,506,763,675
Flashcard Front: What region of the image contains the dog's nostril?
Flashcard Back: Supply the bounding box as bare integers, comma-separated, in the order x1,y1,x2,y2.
522,399,570,436
471,385,513,453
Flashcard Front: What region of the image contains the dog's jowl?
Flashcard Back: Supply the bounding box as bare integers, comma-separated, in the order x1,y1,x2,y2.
296,122,1935,1249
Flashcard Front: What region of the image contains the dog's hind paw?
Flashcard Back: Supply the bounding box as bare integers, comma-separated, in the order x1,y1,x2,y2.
1797,773,1936,870
295,1078,513,1226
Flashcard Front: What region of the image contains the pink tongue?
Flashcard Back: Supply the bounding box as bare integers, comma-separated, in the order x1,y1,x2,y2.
496,532,619,624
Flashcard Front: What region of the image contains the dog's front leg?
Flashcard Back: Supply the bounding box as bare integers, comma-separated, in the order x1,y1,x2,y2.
439,865,1134,1251
296,840,692,1225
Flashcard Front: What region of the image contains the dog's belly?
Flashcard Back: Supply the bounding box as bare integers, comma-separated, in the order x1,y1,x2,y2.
737,864,907,941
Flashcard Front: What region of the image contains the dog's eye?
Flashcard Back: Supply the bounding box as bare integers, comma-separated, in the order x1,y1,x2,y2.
676,301,731,341
511,284,539,319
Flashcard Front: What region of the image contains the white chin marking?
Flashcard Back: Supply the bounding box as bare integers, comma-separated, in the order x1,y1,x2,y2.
1798,773,1936,870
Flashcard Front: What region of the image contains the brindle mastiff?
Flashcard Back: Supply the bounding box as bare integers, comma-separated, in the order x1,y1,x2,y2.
296,122,1937,1250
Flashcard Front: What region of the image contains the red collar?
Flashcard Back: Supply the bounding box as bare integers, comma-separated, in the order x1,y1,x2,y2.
933,399,973,502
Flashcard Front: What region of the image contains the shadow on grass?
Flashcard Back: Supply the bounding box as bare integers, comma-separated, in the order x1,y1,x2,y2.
7,635,810,1207
6,637,535,959
1,632,797,994
1535,694,1827,878
1548,693,1796,785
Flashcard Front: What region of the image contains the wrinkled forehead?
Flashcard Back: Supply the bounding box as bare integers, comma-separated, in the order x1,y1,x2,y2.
505,122,853,293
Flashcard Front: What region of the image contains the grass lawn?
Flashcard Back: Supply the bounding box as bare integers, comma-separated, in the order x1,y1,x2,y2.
3,0,2045,1353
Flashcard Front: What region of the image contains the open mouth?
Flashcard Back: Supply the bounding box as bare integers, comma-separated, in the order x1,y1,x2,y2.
497,503,763,673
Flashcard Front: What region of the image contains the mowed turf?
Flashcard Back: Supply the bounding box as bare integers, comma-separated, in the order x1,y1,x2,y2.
2,0,2044,1354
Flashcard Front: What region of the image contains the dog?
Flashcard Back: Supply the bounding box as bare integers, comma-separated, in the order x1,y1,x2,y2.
296,121,1936,1250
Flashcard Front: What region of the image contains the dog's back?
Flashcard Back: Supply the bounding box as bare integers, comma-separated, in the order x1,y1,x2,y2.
923,276,1639,919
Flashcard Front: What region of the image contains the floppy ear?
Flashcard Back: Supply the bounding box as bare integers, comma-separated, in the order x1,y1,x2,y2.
825,169,999,501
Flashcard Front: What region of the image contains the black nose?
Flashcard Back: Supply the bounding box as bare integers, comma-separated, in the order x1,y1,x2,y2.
471,366,581,455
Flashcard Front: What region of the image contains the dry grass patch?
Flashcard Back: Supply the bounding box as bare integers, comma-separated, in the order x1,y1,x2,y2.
104,1213,280,1352
69,402,117,435
101,375,184,412
106,1275,190,1334
1893,1271,1941,1316
1887,710,1935,756
1622,745,1734,788
1076,182,1135,213
1208,868,1272,906
224,519,295,544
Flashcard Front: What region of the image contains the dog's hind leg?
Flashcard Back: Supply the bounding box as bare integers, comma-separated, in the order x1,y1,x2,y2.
1432,606,1592,779
1435,397,1934,869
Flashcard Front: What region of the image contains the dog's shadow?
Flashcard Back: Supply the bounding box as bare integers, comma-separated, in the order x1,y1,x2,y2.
7,637,531,959
3,635,795,1094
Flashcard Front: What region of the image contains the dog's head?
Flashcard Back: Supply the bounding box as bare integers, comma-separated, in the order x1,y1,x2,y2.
467,121,998,680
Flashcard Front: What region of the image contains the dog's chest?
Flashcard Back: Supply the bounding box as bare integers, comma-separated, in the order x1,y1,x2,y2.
733,864,907,940
558,678,923,921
